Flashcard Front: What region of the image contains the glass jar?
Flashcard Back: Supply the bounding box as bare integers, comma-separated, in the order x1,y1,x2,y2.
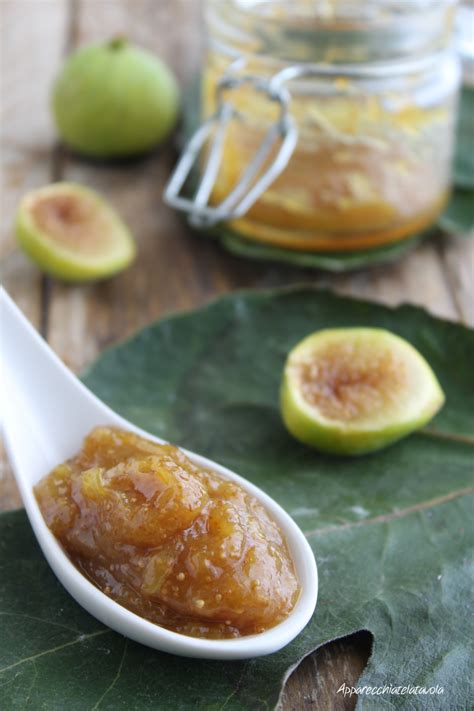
167,0,462,253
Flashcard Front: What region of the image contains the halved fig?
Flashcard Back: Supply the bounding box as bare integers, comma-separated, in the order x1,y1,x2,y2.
15,183,135,281
280,328,445,455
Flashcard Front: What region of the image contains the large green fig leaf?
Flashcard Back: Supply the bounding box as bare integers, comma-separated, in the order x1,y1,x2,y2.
1,288,473,709
438,189,474,235
217,227,425,272
453,87,474,189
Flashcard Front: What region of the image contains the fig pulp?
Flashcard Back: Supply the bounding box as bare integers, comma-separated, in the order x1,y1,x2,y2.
280,328,445,455
16,183,135,281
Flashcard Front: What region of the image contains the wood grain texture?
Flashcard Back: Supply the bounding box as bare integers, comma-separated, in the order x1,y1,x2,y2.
0,0,69,510
281,632,373,710
0,1,472,709
437,234,474,325
0,0,68,325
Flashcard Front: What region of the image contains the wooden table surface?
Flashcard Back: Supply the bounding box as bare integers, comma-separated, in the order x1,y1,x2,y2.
1,1,473,709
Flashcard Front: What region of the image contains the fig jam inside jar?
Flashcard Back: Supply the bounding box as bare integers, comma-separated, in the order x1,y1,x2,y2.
200,0,461,252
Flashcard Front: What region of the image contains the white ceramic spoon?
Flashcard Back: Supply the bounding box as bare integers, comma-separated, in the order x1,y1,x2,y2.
0,287,318,660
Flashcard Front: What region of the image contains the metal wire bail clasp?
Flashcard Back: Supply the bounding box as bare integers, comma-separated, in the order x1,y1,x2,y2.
164,66,298,228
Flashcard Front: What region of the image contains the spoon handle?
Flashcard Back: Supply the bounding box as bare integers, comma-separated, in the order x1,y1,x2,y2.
0,287,117,468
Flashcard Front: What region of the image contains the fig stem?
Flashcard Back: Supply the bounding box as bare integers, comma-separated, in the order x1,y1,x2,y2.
108,35,127,51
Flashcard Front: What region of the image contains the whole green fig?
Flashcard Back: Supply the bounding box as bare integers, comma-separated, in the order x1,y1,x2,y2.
52,37,179,158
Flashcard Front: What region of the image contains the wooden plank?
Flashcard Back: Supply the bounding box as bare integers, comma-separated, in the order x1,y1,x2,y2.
438,233,474,326
281,631,372,710
0,0,68,322
0,0,69,510
330,239,460,323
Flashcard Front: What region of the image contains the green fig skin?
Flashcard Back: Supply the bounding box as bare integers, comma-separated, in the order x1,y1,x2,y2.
280,328,446,456
15,183,136,282
52,38,179,158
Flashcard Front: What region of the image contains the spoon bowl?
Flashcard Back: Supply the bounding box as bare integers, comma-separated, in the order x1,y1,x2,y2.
0,287,318,659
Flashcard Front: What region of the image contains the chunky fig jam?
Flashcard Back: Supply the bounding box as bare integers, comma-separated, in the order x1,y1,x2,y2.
35,427,299,639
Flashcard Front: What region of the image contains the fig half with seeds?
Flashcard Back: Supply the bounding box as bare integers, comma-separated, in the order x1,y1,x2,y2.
280,328,445,455
15,182,135,281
